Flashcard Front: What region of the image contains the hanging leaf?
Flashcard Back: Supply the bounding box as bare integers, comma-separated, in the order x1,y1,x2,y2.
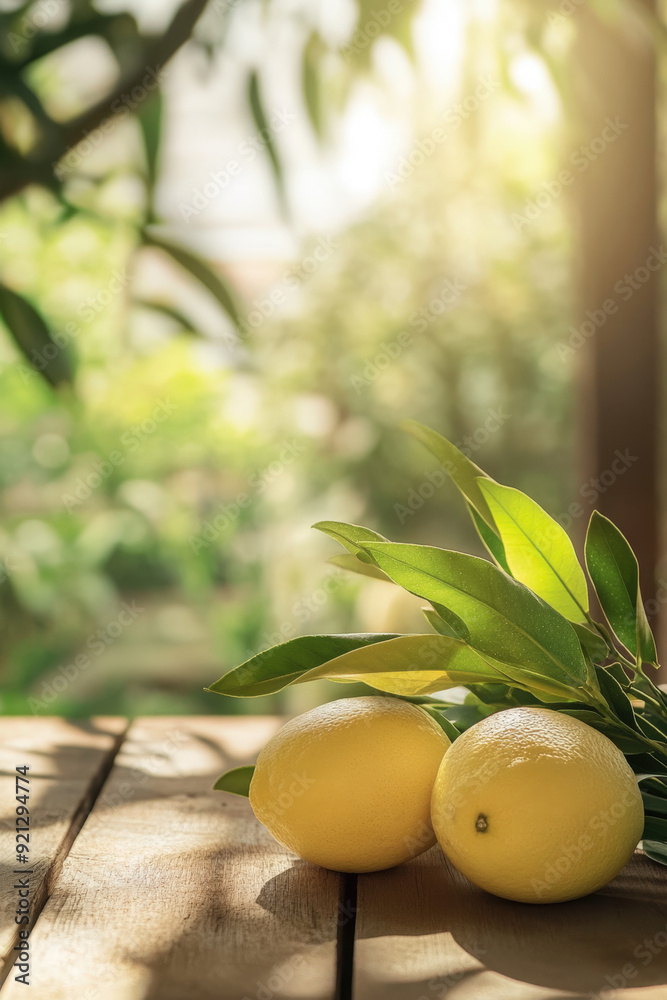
572,622,609,664
137,91,163,218
585,512,658,665
213,765,255,796
0,282,74,387
134,298,198,334
302,33,324,139
478,479,589,622
144,233,241,329
248,69,286,209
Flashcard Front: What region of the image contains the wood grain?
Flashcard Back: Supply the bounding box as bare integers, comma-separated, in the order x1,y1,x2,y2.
354,845,667,999
0,717,341,1000
0,717,127,983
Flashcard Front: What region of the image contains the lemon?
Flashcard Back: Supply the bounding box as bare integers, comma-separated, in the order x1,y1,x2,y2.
249,696,450,872
431,707,644,903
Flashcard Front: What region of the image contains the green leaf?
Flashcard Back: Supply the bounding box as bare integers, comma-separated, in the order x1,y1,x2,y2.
422,606,467,639
213,765,255,796
207,633,400,698
593,664,637,729
135,299,198,334
642,840,667,867
642,815,667,842
585,512,657,665
0,283,74,387
144,233,241,329
402,420,496,528
421,707,460,742
302,33,324,139
137,91,163,202
642,792,667,818
478,479,589,622
572,622,610,664
313,520,387,564
362,542,589,691
248,70,286,208
467,501,511,573
327,553,391,582
292,632,567,698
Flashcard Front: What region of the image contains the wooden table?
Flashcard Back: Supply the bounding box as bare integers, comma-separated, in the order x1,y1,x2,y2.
2,717,667,1000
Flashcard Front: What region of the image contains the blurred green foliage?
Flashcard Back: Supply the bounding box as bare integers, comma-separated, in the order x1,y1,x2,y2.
0,0,584,717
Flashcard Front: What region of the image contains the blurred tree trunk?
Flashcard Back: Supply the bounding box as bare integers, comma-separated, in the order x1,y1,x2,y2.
573,2,662,658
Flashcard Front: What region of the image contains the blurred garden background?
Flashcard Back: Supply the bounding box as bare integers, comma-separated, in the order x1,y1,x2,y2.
0,0,661,717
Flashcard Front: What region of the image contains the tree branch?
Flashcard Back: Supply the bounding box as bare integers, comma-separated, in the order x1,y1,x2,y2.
0,0,209,205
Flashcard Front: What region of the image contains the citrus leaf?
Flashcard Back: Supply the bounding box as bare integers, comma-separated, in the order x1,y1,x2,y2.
292,632,569,698
467,501,510,573
572,622,609,664
421,707,460,742
478,479,589,622
585,512,658,665
327,553,391,582
642,841,667,867
0,282,74,387
206,633,400,698
642,792,667,818
144,233,241,329
313,520,387,564
402,420,497,528
593,664,637,729
422,607,466,639
213,765,254,796
642,816,667,842
362,542,589,690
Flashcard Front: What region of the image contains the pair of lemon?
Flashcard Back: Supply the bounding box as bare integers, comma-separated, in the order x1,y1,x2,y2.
249,696,643,903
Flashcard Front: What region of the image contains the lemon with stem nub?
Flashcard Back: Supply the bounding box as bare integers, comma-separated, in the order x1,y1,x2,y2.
431,707,644,903
249,696,450,873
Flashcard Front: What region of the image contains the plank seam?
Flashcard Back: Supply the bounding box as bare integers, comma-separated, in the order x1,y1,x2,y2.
0,720,130,991
335,873,357,1000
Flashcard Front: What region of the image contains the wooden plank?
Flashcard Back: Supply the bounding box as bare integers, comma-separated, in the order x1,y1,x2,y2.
0,718,127,983
0,717,340,1000
354,846,667,999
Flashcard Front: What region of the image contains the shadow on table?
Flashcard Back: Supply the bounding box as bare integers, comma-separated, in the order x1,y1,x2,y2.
258,850,667,999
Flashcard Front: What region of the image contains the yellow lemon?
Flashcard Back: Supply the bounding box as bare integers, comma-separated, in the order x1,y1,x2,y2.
431,707,644,903
250,696,450,872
